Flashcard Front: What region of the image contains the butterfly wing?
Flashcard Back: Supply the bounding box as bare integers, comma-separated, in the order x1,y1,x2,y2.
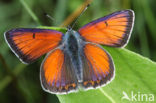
4,28,63,64
78,10,134,47
40,48,78,94
81,43,114,88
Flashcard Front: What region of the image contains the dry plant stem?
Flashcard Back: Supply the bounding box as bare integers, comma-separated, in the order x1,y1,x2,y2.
60,0,93,27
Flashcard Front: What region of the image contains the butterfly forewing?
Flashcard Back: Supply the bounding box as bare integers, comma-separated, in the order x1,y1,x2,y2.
4,28,63,64
78,10,134,47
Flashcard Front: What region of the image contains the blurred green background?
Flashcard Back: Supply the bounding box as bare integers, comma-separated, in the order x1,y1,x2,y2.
0,0,156,103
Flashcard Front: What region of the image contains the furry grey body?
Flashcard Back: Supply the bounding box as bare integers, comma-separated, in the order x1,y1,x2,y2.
61,29,84,82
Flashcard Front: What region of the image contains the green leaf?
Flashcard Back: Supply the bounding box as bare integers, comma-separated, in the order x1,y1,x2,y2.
37,26,67,33
57,46,156,103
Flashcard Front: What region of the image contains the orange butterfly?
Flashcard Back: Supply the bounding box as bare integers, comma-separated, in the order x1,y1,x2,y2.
4,10,135,94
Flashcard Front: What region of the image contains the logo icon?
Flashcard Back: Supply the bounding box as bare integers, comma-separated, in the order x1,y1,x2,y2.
122,91,154,102
122,91,131,101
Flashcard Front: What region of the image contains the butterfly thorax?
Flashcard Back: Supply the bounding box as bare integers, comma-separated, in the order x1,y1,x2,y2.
68,34,78,57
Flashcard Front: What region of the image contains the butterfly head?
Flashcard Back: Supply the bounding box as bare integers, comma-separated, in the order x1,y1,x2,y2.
67,25,72,32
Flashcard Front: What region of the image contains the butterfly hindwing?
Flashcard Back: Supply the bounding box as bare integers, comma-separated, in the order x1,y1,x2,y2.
4,28,63,64
79,10,134,47
81,43,114,88
40,48,78,94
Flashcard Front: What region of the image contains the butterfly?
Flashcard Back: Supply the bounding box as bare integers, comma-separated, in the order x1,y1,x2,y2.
4,10,134,94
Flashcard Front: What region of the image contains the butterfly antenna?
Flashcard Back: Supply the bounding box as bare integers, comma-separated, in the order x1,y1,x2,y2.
71,4,90,29
44,13,55,22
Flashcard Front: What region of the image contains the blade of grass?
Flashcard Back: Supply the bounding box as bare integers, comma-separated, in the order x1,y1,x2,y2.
19,0,41,25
